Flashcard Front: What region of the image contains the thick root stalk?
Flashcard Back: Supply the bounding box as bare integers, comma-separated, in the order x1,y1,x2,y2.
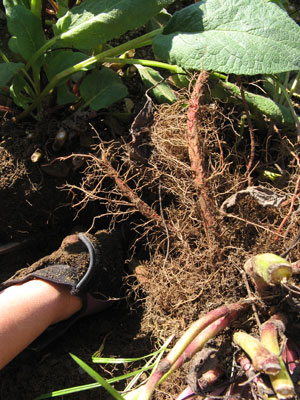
233,331,281,375
260,314,295,399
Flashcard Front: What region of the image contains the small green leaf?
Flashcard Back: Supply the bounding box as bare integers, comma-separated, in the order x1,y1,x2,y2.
147,8,172,30
170,67,189,88
56,84,78,105
0,62,24,86
6,5,45,63
69,353,125,400
44,50,89,81
153,0,300,75
10,74,31,108
54,0,175,49
136,64,177,104
80,68,128,110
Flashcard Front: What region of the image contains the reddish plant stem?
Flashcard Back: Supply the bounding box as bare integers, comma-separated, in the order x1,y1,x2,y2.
260,314,296,399
236,76,255,186
282,339,300,374
0,105,15,114
143,305,230,395
233,331,281,375
143,303,249,398
238,355,274,397
170,302,248,373
186,71,219,243
275,175,300,240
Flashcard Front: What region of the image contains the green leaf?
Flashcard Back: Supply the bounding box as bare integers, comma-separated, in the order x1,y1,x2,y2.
10,74,31,108
54,0,175,49
69,353,125,400
34,363,155,399
56,84,77,105
136,64,177,104
44,50,89,81
56,0,69,18
153,0,300,75
219,80,298,125
80,68,128,110
146,8,172,30
6,5,45,63
0,62,24,86
3,0,30,17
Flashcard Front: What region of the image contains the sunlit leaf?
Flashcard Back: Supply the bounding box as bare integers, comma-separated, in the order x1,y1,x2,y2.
54,0,175,49
80,68,128,110
153,0,300,75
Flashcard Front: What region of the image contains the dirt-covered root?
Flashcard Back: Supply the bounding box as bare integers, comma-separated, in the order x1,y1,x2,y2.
66,84,300,398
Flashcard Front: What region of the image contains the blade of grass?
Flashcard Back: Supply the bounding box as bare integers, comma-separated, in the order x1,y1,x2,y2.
69,353,125,400
93,340,172,363
35,361,158,399
125,335,173,392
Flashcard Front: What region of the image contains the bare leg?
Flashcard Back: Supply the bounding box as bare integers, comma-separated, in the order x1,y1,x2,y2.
0,279,82,370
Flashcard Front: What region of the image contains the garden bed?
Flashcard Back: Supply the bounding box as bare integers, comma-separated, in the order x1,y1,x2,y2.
1,1,300,399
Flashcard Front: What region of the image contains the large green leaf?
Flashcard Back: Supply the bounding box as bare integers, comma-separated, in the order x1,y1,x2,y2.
153,0,300,75
80,68,128,110
54,0,174,49
6,5,45,63
0,62,24,86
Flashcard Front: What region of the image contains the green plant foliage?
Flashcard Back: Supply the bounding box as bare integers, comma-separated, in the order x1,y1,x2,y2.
80,68,128,110
45,51,89,81
10,74,32,108
1,0,300,121
54,0,175,49
69,353,125,400
56,0,69,18
153,0,300,75
3,0,30,16
0,62,24,86
220,80,298,126
136,64,177,104
5,5,45,64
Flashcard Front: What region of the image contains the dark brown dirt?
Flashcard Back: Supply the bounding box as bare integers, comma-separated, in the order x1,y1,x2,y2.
0,118,154,400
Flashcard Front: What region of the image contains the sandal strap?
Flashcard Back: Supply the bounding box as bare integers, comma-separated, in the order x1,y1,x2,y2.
74,233,99,294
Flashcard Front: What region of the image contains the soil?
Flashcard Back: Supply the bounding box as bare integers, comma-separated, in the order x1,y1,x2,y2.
1,2,300,400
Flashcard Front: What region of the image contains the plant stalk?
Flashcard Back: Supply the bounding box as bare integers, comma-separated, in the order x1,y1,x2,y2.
166,303,248,378
30,0,42,18
244,253,293,295
233,331,281,375
137,303,248,400
102,57,181,73
260,314,295,399
277,80,300,140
